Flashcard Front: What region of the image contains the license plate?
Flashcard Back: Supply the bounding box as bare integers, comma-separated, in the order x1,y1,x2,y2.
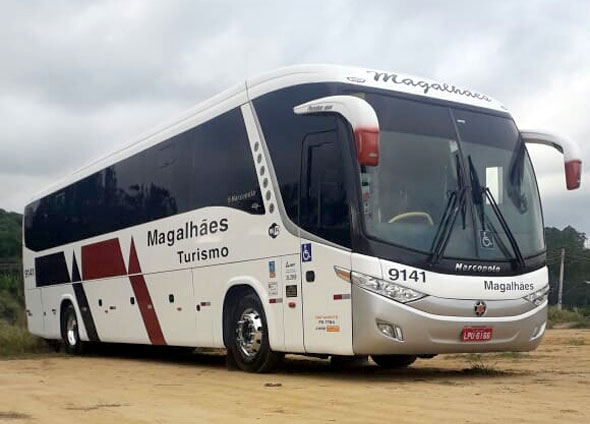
461,327,493,342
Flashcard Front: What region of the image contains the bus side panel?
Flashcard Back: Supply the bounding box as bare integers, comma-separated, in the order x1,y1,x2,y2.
24,288,44,337
144,269,196,346
83,278,150,344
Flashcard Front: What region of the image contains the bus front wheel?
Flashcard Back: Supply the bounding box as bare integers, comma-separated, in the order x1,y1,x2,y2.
229,293,283,373
371,354,417,368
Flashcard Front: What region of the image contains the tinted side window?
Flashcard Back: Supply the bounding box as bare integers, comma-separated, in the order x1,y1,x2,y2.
25,108,262,251
253,83,339,223
300,130,351,247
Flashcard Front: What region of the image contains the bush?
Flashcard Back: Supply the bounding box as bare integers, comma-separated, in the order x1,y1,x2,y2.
0,272,23,300
0,271,51,356
547,306,590,328
0,320,49,356
0,273,25,325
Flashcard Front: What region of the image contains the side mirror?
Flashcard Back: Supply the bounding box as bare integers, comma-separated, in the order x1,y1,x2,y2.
520,130,582,190
293,95,380,166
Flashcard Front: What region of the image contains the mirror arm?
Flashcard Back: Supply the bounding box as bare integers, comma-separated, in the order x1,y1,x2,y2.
294,95,380,166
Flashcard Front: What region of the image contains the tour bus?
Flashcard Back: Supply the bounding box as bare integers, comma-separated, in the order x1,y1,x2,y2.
22,65,582,372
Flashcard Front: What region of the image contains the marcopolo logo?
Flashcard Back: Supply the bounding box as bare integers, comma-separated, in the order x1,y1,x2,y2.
455,263,501,273
474,301,487,317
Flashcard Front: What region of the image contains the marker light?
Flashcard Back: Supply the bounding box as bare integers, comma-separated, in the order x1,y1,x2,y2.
523,284,550,306
334,266,351,282
351,271,425,303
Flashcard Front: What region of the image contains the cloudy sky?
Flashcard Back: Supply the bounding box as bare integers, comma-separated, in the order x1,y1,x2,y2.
1,0,589,233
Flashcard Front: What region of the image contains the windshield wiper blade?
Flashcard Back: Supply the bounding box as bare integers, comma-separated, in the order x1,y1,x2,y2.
484,187,526,269
467,156,485,228
429,154,468,265
429,186,467,265
430,191,457,252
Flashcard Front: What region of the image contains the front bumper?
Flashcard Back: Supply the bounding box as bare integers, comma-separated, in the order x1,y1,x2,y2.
352,286,547,355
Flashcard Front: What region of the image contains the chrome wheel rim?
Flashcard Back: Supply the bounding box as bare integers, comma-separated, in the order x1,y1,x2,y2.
236,308,263,359
66,313,78,346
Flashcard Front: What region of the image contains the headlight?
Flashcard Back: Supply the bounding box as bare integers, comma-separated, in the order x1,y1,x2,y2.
523,284,549,306
351,271,425,303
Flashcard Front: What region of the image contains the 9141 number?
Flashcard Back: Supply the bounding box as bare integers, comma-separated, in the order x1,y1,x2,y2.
388,268,426,283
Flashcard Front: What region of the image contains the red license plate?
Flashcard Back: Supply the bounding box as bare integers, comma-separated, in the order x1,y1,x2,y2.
461,327,493,342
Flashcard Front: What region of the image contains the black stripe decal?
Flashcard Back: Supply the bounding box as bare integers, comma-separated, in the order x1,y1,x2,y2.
72,282,100,342
71,252,81,283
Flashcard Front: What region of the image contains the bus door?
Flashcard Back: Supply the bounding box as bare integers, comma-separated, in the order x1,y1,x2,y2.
299,129,354,355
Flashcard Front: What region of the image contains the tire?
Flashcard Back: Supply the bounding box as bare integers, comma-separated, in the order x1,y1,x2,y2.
229,293,283,373
371,354,417,368
61,304,85,355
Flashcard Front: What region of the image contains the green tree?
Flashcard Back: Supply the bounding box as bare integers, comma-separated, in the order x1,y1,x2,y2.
0,208,22,260
545,226,590,308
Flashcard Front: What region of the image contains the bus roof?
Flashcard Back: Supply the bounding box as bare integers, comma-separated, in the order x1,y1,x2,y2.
29,64,506,204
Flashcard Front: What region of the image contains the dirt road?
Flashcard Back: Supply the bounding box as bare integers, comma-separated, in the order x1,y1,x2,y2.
1,329,589,423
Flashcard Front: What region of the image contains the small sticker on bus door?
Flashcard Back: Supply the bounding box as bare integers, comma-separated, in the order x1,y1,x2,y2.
268,282,278,296
301,243,312,262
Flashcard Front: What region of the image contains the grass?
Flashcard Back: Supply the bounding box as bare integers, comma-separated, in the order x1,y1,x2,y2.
0,273,25,327
0,320,50,357
567,338,586,346
462,353,502,375
0,273,51,357
547,306,590,329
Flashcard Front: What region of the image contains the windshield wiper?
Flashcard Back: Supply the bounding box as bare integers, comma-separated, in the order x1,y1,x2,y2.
428,187,467,265
467,156,525,269
429,154,468,265
484,187,526,268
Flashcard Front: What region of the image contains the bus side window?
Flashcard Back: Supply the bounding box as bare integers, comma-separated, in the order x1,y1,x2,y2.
300,130,351,247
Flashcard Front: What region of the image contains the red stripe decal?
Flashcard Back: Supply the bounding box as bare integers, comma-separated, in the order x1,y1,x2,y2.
82,239,127,280
128,238,166,345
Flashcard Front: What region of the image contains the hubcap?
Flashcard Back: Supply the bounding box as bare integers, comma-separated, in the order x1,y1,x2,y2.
236,308,263,359
66,313,78,346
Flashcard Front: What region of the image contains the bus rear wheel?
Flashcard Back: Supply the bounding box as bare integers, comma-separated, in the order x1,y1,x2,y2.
61,304,85,354
371,354,417,368
229,293,282,373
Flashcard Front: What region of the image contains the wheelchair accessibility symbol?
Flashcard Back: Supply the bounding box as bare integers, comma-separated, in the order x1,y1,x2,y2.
301,243,312,262
480,231,495,249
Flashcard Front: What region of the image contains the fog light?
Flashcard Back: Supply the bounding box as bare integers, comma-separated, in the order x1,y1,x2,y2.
377,321,404,341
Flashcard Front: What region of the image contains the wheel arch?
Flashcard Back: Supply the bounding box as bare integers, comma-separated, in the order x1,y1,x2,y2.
59,294,89,342
221,277,284,352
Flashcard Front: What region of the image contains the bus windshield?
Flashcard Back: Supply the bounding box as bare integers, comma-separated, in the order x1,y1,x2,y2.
358,92,544,262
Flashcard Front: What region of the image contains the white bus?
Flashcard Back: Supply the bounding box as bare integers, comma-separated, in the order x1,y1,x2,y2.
23,65,582,372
